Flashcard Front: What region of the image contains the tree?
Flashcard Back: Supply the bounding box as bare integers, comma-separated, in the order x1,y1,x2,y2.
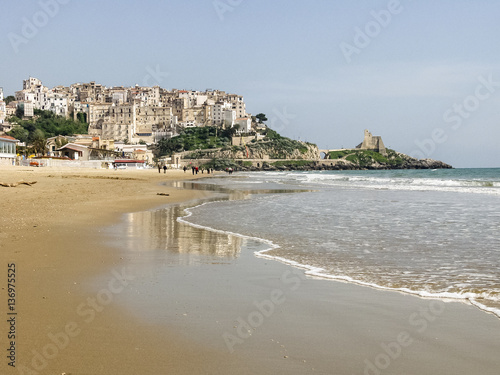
30,129,47,155
76,112,87,123
15,106,24,119
4,96,15,105
221,124,239,138
256,113,268,124
7,127,29,144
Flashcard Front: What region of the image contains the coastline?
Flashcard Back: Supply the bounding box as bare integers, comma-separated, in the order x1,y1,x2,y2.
110,191,500,375
101,178,500,375
179,197,500,320
1,166,499,374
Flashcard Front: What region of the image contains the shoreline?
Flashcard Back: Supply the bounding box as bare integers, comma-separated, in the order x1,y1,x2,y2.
178,186,500,320
2,165,500,374
108,190,500,374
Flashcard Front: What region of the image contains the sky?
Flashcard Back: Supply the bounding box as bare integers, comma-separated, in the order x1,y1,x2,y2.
1,0,499,167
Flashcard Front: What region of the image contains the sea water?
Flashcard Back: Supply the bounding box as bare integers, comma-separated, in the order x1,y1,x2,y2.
179,168,500,318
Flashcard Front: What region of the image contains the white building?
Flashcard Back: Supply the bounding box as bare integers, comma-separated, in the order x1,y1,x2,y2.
227,94,247,118
20,101,34,117
223,109,236,128
42,91,68,117
0,135,18,166
23,77,42,90
16,77,68,118
213,102,232,125
178,90,208,108
235,117,252,133
0,88,5,124
15,90,36,104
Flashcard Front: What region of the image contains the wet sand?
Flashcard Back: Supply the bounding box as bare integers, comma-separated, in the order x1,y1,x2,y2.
109,199,500,375
1,165,499,374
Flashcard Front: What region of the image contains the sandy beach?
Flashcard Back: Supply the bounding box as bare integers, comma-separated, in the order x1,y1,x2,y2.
1,165,499,375
0,166,245,374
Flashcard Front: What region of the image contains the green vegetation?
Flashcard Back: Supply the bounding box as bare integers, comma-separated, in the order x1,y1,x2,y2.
328,150,352,159
4,96,15,105
261,129,310,157
200,158,241,171
345,150,388,165
256,113,268,123
156,126,234,156
156,125,316,162
328,148,407,168
7,109,88,144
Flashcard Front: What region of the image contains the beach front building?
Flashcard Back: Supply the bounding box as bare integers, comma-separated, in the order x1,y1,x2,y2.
113,159,147,169
56,143,90,160
0,135,18,166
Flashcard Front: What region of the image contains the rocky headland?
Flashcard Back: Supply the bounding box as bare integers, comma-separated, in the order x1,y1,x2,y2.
157,127,452,171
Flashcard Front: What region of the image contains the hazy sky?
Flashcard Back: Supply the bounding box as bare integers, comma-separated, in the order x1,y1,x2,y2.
2,0,499,167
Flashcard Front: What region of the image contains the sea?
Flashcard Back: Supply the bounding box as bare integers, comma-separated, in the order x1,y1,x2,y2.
176,168,500,318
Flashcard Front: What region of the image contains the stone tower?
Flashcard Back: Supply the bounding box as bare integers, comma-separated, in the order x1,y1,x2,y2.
359,129,387,156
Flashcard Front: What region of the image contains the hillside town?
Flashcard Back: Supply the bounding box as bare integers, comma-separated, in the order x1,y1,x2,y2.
0,77,256,167
0,77,452,171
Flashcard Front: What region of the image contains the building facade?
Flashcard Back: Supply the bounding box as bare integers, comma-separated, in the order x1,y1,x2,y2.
13,77,252,144
0,135,18,166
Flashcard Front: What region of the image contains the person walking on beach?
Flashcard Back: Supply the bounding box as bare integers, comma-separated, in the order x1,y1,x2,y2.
192,166,195,175
163,165,167,174
183,166,187,173
158,164,161,173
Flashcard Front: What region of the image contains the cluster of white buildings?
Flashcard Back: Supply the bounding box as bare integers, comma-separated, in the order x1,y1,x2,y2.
14,77,66,117
10,77,254,144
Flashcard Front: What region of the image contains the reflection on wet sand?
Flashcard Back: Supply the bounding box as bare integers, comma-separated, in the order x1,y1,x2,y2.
118,178,312,263
167,179,314,196
121,202,242,259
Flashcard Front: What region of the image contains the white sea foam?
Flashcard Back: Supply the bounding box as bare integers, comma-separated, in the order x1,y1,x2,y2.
254,249,500,319
295,172,500,195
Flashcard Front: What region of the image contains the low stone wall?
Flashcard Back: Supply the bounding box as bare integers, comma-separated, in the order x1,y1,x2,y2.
0,157,15,166
20,159,106,168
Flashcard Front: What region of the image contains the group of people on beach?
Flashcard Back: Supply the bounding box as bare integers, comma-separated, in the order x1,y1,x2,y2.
157,164,236,175
157,164,212,174
188,166,213,175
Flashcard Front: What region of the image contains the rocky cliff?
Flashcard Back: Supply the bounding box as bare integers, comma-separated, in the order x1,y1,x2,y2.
317,149,453,170
188,144,452,171
184,139,319,161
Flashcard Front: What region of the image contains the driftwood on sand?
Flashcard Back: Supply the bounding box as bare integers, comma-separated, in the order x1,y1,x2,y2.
0,180,37,187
